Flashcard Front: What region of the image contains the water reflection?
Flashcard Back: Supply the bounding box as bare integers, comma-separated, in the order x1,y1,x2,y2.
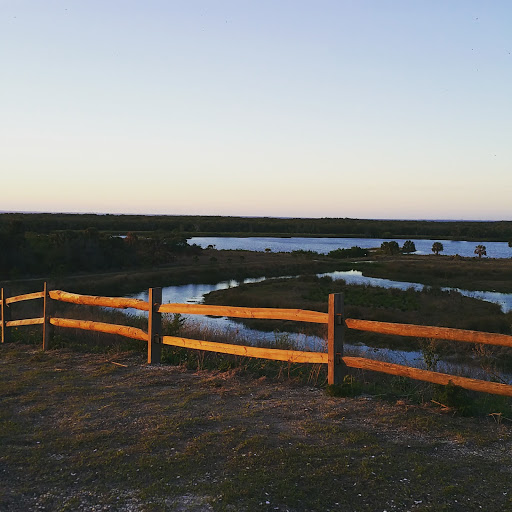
129,276,267,306
122,269,512,378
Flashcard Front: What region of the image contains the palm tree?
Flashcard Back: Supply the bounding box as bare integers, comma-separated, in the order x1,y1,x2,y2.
474,245,487,258
432,242,443,255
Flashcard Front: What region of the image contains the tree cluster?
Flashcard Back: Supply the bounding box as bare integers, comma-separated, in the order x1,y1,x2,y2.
380,240,416,255
0,221,201,279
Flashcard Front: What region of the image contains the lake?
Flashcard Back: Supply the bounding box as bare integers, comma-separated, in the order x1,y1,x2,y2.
189,236,512,259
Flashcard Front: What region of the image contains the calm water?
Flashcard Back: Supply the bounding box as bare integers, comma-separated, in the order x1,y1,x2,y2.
128,269,512,367
130,277,267,306
190,236,512,259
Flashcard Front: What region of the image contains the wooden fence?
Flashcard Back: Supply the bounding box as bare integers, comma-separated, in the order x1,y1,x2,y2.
2,284,512,397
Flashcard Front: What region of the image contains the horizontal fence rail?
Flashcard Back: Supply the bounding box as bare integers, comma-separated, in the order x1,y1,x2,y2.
2,283,512,397
162,335,328,364
6,318,44,327
5,291,45,305
343,357,512,398
49,290,150,311
158,303,328,324
50,317,149,342
346,319,512,348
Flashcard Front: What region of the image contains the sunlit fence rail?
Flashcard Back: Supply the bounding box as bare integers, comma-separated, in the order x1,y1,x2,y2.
2,284,512,397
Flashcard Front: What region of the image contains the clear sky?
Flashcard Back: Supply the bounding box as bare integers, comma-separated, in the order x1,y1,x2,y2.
1,1,511,220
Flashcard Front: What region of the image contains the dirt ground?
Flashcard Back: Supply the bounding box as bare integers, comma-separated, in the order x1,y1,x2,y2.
1,343,512,511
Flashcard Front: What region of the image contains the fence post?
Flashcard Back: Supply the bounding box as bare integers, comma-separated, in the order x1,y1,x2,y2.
1,288,12,343
328,293,345,386
147,287,162,364
43,282,52,350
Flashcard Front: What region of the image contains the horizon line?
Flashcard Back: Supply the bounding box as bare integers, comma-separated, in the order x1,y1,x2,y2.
1,211,511,223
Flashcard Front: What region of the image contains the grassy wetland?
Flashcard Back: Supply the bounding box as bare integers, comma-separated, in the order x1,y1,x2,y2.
350,254,512,294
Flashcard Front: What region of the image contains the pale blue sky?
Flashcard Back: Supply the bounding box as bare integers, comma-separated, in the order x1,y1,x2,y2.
1,1,511,219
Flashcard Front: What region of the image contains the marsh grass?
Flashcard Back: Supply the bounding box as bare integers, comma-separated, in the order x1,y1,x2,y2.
355,254,512,294
204,274,512,370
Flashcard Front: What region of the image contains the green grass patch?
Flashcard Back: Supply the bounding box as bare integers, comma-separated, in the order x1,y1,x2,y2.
2,343,512,511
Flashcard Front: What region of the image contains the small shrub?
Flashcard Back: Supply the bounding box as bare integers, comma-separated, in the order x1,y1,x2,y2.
328,246,368,259
325,375,363,397
163,313,185,336
433,381,476,416
420,338,441,371
291,250,320,258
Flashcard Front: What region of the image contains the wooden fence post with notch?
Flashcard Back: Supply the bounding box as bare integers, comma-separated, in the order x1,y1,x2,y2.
1,287,12,344
328,293,345,386
147,287,162,364
43,282,52,350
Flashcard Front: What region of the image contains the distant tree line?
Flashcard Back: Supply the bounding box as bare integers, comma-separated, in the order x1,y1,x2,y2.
1,213,512,242
0,220,201,279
